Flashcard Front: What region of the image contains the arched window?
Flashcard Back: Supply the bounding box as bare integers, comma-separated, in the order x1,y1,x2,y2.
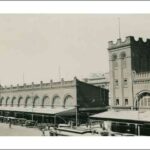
42,96,51,107
120,52,126,59
112,54,117,60
2,97,6,106
11,97,17,107
18,97,24,107
0,97,4,106
120,52,126,68
52,96,61,108
137,92,150,109
125,99,128,106
115,79,118,86
112,54,118,68
116,99,119,106
124,79,128,86
6,97,10,106
25,96,32,107
64,95,74,108
33,96,40,107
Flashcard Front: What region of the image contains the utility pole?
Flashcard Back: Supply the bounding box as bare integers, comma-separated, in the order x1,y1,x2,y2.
58,66,61,81
23,72,25,83
137,125,140,136
118,17,121,39
75,105,79,128
31,83,34,121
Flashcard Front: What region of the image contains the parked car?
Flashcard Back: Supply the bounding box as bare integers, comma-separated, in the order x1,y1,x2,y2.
25,120,36,127
16,118,27,126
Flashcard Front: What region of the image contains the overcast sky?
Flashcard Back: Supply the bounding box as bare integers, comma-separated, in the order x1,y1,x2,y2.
0,14,150,86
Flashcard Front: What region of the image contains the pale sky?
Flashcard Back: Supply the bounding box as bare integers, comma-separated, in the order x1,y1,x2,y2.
0,14,150,86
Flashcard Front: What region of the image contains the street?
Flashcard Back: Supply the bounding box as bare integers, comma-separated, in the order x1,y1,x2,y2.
0,123,42,136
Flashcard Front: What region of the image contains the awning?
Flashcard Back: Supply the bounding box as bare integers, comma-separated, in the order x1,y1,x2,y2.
0,106,76,116
56,108,76,116
79,107,108,112
90,110,150,123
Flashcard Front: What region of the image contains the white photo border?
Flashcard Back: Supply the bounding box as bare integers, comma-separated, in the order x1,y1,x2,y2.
0,1,149,149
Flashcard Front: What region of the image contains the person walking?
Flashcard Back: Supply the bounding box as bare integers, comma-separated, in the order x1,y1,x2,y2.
9,119,12,128
42,128,45,136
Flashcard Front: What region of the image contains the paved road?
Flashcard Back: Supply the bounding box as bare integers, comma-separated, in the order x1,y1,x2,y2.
0,123,42,136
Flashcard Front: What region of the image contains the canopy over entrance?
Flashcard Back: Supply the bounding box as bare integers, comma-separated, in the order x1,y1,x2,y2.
0,106,76,116
90,110,150,123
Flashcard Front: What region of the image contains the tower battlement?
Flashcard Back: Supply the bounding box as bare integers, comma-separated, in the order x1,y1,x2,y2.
108,36,150,50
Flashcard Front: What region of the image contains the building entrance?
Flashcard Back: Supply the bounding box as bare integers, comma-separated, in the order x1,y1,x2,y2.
135,91,150,110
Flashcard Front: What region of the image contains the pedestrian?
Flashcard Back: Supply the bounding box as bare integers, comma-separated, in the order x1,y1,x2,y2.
54,127,57,136
48,125,50,130
70,121,73,128
86,122,89,128
42,128,45,136
9,119,12,128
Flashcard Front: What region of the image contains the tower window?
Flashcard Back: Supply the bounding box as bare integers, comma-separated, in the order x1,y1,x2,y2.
124,79,127,86
120,52,126,59
125,99,128,106
112,54,118,68
115,80,118,86
112,54,117,60
116,99,119,106
120,52,126,68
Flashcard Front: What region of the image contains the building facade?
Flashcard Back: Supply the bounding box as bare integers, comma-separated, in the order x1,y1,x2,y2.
83,73,109,89
108,36,150,110
0,77,108,122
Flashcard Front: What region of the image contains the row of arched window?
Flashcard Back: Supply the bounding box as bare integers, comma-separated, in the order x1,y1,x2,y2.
0,95,74,108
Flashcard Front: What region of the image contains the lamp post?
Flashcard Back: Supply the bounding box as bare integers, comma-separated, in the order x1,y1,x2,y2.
31,94,34,121
137,102,141,136
31,83,34,121
75,105,79,128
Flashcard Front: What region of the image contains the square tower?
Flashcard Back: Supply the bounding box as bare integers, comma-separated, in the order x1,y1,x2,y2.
108,36,150,110
108,36,134,109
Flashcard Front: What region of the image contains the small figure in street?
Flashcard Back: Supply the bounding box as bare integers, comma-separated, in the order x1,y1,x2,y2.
100,122,103,128
70,121,73,128
42,128,45,136
86,122,89,128
9,119,12,128
54,127,57,136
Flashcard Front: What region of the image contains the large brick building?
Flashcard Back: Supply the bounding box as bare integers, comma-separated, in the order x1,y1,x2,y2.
108,36,150,110
0,77,108,123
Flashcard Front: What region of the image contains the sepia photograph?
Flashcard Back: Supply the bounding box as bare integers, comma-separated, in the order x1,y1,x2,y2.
0,13,150,138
